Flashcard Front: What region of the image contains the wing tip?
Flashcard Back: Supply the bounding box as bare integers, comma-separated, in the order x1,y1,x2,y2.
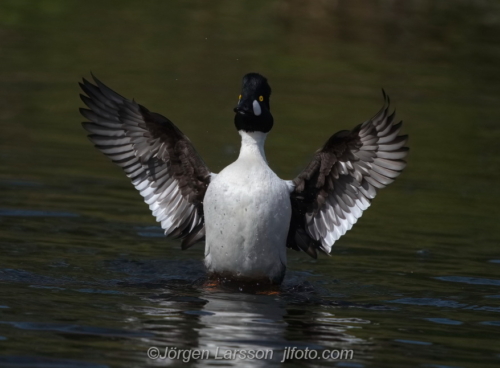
91,72,104,88
381,88,390,106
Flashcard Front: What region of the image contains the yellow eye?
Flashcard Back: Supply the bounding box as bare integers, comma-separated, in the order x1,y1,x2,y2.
238,94,242,100
259,96,264,102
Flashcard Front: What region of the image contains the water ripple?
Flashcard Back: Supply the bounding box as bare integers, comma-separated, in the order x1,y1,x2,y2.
388,298,500,312
0,321,154,338
0,356,108,368
0,208,79,218
424,318,463,325
435,276,500,286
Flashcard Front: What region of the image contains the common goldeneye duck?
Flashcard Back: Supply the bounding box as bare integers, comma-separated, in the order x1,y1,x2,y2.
79,73,408,285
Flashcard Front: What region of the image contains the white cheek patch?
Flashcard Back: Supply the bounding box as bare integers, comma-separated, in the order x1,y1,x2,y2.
252,100,262,116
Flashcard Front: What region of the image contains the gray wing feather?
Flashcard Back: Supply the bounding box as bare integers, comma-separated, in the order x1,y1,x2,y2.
288,91,408,257
80,76,211,249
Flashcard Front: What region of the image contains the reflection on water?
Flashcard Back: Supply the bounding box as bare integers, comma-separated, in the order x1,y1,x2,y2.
111,271,370,367
157,290,364,367
187,293,291,366
1,0,500,367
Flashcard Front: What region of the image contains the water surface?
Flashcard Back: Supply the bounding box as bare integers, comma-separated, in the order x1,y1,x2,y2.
1,1,500,367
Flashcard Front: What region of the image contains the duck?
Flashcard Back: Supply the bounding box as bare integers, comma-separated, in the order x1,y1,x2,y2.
79,73,408,285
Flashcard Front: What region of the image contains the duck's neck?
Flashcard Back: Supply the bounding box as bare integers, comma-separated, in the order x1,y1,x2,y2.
238,131,268,163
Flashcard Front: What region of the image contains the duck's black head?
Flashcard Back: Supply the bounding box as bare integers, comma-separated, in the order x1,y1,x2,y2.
234,73,273,133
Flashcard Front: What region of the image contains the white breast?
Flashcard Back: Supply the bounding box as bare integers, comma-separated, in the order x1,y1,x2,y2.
203,131,291,283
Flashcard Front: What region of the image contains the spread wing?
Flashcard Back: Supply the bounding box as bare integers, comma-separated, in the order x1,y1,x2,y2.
79,75,212,249
287,91,408,258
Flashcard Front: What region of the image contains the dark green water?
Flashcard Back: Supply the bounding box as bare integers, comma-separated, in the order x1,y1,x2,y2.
1,1,500,367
